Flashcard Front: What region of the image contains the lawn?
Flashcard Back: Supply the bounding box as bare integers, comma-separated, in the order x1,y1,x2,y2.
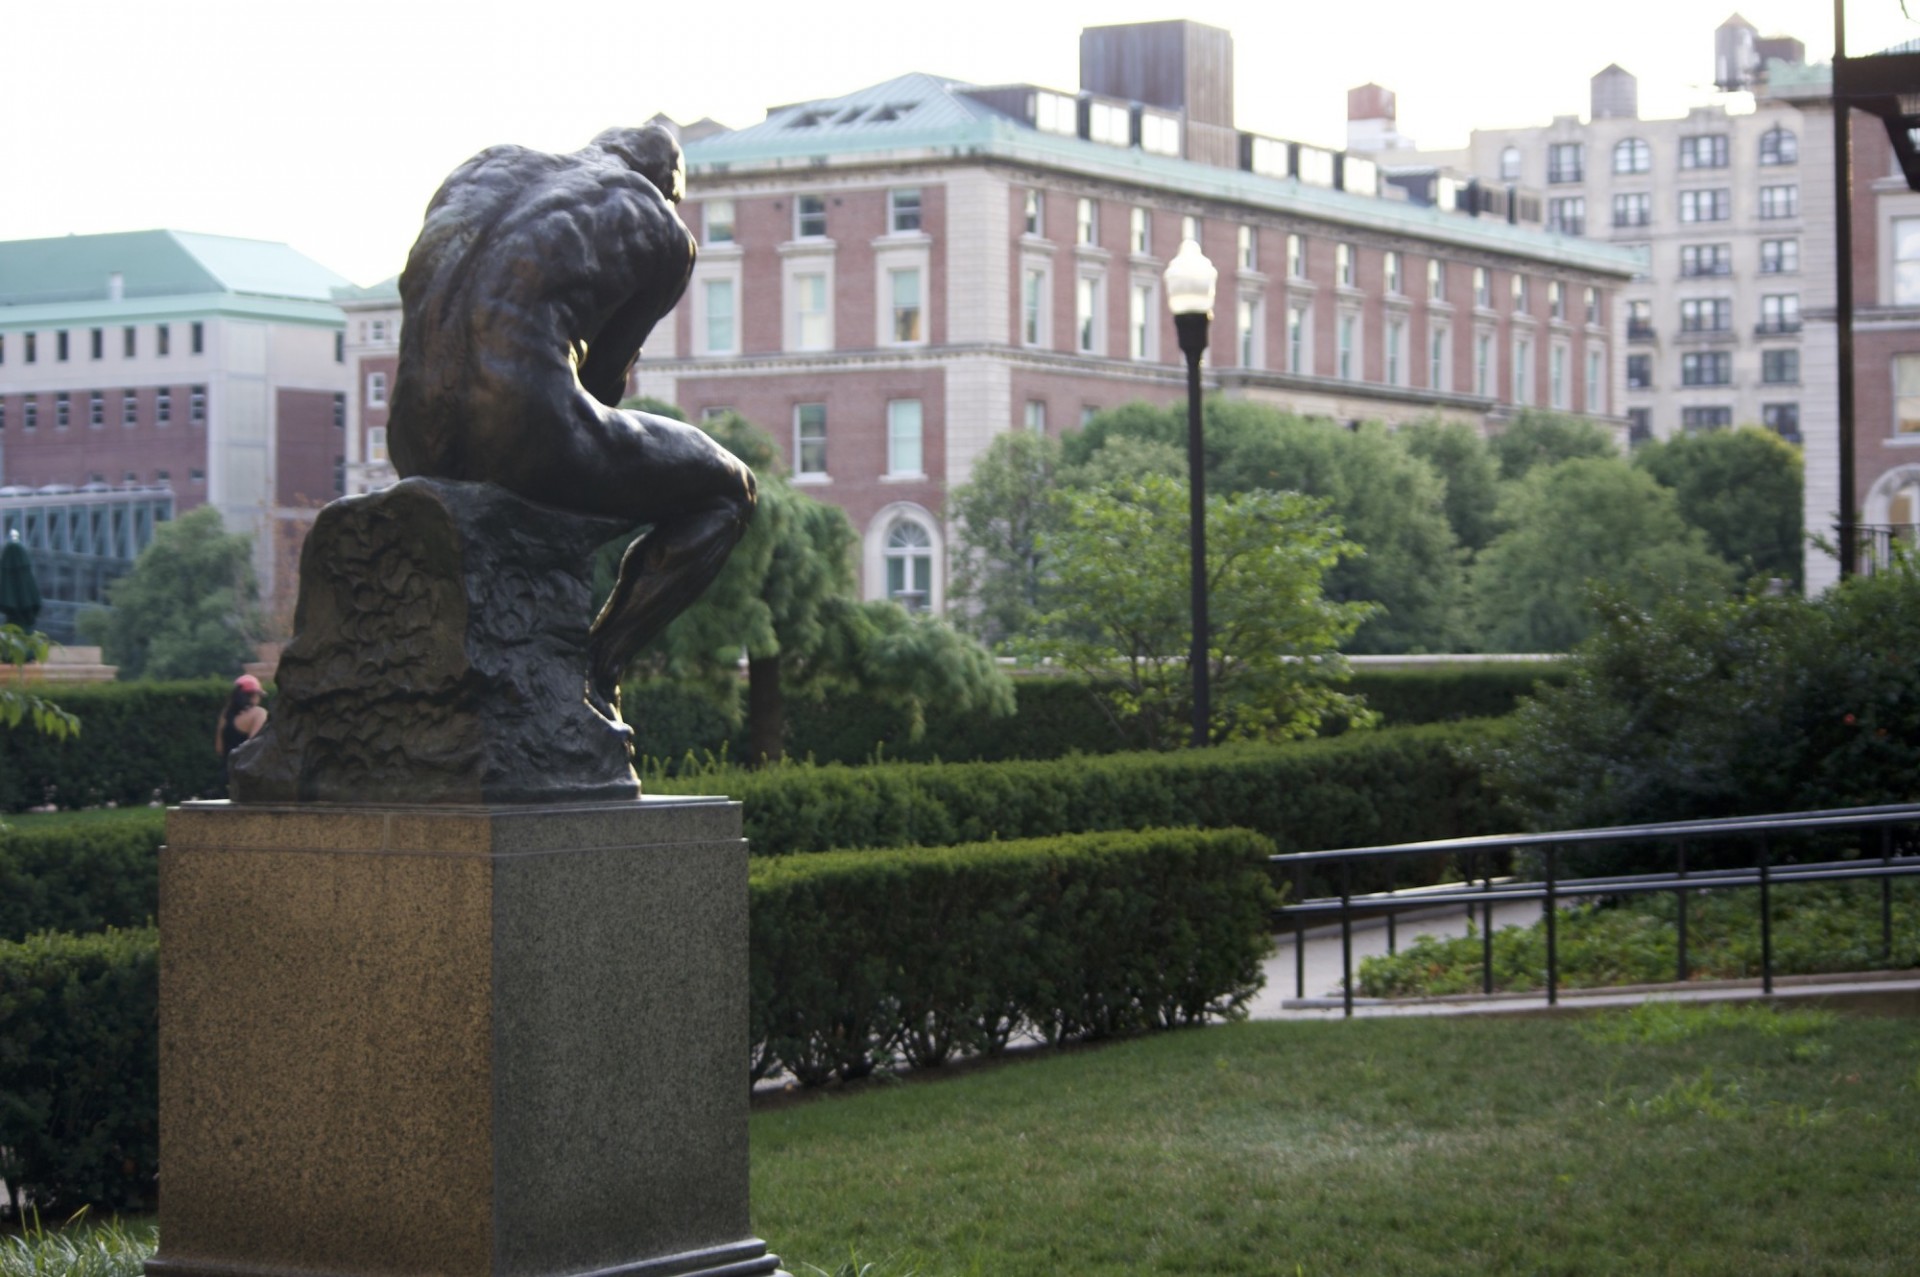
0,806,163,835
752,1005,1920,1275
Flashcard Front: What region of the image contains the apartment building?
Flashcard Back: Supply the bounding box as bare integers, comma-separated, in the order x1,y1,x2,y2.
1361,17,1812,445
635,20,1639,613
334,277,401,497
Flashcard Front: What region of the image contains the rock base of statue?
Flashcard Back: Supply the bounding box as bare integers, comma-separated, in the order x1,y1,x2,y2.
146,800,786,1277
231,477,640,805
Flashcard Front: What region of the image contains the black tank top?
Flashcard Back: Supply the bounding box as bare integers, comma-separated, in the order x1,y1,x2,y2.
222,717,252,759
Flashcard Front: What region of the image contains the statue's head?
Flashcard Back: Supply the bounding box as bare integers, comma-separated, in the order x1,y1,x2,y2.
590,124,685,204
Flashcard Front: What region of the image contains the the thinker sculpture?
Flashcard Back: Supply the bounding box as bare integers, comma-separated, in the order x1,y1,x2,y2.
231,125,754,804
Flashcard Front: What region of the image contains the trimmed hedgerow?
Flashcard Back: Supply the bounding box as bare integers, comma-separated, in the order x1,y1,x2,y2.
748,827,1277,1086
0,824,160,943
0,679,230,812
656,720,1511,861
0,927,159,1217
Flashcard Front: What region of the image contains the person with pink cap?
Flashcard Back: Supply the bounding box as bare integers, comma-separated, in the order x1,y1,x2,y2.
215,674,269,782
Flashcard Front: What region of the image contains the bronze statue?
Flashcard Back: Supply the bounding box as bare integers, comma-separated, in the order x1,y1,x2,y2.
391,124,756,715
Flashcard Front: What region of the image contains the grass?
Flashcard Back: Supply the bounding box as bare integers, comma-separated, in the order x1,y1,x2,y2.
0,1211,156,1277
0,806,164,835
750,1006,1920,1275
1358,880,1920,998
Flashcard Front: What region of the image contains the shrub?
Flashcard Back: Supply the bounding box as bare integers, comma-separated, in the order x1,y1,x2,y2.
0,679,229,812
0,825,160,943
749,828,1278,1085
0,927,159,1217
1340,663,1567,728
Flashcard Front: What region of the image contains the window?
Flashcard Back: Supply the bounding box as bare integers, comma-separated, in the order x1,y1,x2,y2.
156,324,170,357
190,469,205,484
1681,244,1733,277
1762,403,1801,438
23,397,36,430
1473,267,1491,308
700,406,732,422
1499,145,1522,181
1551,345,1568,408
56,330,69,362
1510,273,1529,311
1181,215,1201,245
1428,258,1445,302
1586,348,1603,410
122,390,138,427
1682,406,1733,430
1025,400,1047,432
1288,305,1308,373
889,268,922,344
1586,286,1600,324
1682,351,1732,385
1034,91,1075,135
1237,225,1255,271
885,520,933,612
1628,299,1655,338
157,389,171,424
1549,281,1566,320
331,392,344,428
1024,190,1043,236
1546,142,1584,184
24,333,35,363
1898,356,1920,432
1628,408,1652,443
1761,238,1800,275
191,321,204,354
1076,198,1097,245
889,188,922,233
1679,189,1731,222
1759,294,1800,334
1238,297,1258,367
702,278,736,354
1129,283,1152,360
1337,243,1355,287
1546,196,1585,235
367,371,388,407
1140,111,1181,156
1612,192,1652,228
1022,268,1045,345
1513,338,1532,403
1475,332,1493,396
1287,233,1305,278
1759,185,1798,220
89,391,103,427
1627,353,1653,388
1088,101,1129,146
704,199,735,243
1076,276,1099,353
1763,349,1801,384
1429,326,1447,390
1680,298,1732,332
123,326,136,357
1129,207,1150,254
887,399,923,475
1337,314,1357,380
795,195,827,238
1385,319,1405,385
0,333,5,364
795,403,827,476
1680,135,1729,169
793,272,829,350
90,328,103,359
1759,126,1798,166
366,425,389,465
1385,251,1403,294
1613,137,1652,174
334,331,344,363
55,392,69,429
370,318,389,345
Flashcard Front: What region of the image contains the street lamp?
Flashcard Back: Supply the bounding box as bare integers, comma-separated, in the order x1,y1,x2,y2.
1164,238,1217,749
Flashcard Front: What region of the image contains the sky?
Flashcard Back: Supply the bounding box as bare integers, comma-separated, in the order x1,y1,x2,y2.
4,0,1916,287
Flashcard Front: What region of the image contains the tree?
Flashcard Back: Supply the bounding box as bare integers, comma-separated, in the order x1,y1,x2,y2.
1067,401,1470,653
1489,410,1616,482
652,413,1011,763
80,507,261,680
1469,458,1735,652
1634,426,1803,587
0,625,79,741
1396,418,1504,553
948,430,1064,649
1020,474,1373,749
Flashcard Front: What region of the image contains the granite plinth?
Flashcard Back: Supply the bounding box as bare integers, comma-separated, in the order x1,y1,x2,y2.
148,800,783,1277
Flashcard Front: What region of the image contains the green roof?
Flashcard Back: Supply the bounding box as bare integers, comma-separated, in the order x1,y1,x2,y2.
692,72,994,160
332,276,401,305
0,230,351,308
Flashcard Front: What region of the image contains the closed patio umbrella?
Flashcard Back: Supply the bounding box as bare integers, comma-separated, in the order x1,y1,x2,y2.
0,531,42,630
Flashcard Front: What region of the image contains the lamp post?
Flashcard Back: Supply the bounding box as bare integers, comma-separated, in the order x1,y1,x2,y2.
1164,238,1217,749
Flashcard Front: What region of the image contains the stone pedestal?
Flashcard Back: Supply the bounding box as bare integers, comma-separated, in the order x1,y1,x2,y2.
148,800,783,1277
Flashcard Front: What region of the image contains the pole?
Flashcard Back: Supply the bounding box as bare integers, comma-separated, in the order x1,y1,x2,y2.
1836,0,1858,576
1176,311,1211,748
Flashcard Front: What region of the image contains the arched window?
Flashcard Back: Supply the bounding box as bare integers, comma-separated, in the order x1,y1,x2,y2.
1759,126,1798,166
885,519,933,612
1612,138,1651,174
1498,146,1522,182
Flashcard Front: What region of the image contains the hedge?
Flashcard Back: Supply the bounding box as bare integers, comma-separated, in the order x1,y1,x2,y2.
655,720,1513,861
0,679,230,812
0,825,159,943
748,828,1277,1086
0,927,159,1217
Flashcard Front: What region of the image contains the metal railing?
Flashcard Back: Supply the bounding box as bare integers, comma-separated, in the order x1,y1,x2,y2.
1271,802,1920,1017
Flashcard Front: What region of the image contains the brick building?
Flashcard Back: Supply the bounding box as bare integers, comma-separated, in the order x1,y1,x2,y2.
333,277,401,497
635,20,1640,614
0,230,352,618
